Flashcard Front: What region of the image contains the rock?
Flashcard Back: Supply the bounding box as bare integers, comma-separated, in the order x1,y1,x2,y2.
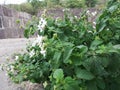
0,5,32,39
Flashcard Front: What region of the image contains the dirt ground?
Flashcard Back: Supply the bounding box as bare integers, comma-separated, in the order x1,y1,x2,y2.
0,38,35,90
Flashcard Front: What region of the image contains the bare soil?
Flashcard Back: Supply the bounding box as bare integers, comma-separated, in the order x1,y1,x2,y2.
0,38,35,90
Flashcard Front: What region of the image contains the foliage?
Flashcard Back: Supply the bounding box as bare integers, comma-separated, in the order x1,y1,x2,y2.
61,0,85,8
27,0,45,14
19,3,34,14
7,0,120,90
6,0,107,15
85,0,98,7
6,3,35,15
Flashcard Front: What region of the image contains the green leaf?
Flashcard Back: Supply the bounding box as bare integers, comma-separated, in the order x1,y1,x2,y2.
64,77,80,90
24,29,29,38
48,27,63,33
75,69,95,80
95,46,106,54
63,46,73,63
101,57,110,68
96,78,105,89
53,52,62,64
90,39,103,50
53,69,64,82
98,22,106,32
86,80,98,90
113,44,120,50
109,5,118,13
76,45,88,54
71,55,83,66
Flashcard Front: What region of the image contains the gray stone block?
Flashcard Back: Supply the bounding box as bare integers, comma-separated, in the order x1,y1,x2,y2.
4,28,13,38
2,16,9,27
18,12,31,19
0,5,3,16
0,29,5,39
0,5,31,39
12,9,19,18
3,6,12,17
2,16,19,28
4,27,25,38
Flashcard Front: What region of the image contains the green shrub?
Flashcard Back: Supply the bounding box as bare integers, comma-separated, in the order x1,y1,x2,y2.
85,0,98,7
61,0,85,8
7,0,120,90
19,3,34,14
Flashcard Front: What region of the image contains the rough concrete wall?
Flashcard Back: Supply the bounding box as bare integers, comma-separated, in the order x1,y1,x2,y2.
38,8,100,21
0,7,100,39
0,5,32,39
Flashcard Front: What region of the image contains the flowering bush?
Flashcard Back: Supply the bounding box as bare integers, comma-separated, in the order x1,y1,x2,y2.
7,0,120,90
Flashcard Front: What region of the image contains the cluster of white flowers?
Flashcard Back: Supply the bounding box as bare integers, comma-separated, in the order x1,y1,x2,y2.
43,81,48,88
30,18,47,58
29,49,35,58
92,11,97,16
93,21,96,29
62,8,70,12
93,22,96,25
38,18,47,32
86,10,97,17
86,10,97,29
15,56,19,61
86,10,90,14
40,49,46,57
93,26,96,29
10,65,14,72
31,35,46,57
32,35,43,47
6,65,14,73
74,16,77,19
5,64,17,76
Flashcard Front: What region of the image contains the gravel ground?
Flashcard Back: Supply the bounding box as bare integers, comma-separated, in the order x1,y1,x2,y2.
0,38,35,90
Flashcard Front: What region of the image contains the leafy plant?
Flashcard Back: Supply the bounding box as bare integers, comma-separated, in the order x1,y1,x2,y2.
85,0,98,7
7,0,120,90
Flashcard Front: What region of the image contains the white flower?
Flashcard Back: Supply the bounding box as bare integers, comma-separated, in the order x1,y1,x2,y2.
38,18,47,32
10,65,14,72
62,9,65,12
86,10,90,14
62,8,70,12
7,65,14,72
93,22,96,25
74,16,77,18
40,50,46,57
15,56,19,60
32,35,43,47
40,45,46,57
92,11,97,16
36,35,43,45
6,67,10,71
31,34,46,57
43,81,48,88
32,41,37,47
93,26,96,29
88,30,93,33
29,50,35,58
5,73,8,76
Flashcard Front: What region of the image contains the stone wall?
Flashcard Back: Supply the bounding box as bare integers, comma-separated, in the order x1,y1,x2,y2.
0,5,32,39
0,7,100,39
38,8,100,22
